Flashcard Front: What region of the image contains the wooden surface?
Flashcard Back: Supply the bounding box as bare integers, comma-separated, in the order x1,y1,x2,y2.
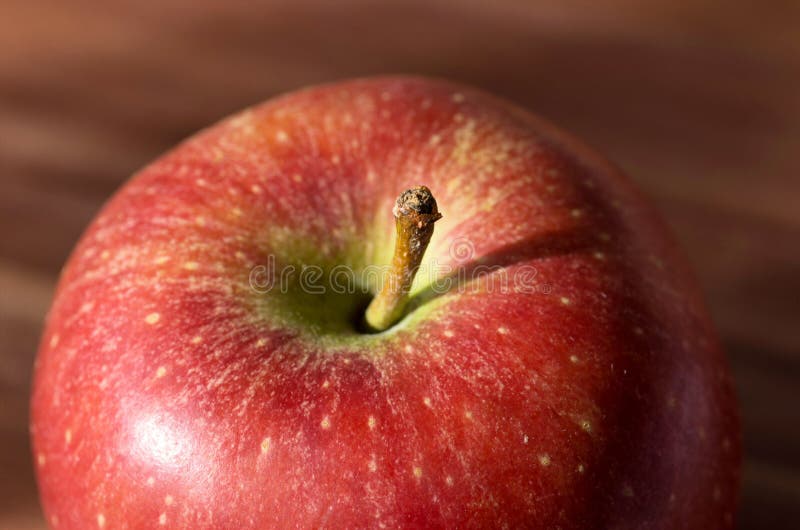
1,1,798,528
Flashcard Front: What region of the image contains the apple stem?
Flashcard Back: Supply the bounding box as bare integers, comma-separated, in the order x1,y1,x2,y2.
364,186,442,332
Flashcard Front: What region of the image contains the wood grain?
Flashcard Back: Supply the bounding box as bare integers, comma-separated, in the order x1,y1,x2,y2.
2,1,798,528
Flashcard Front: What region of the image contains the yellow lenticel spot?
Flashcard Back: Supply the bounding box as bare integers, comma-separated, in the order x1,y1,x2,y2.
539,454,551,466
156,366,167,378
97,514,106,528
368,416,376,429
497,326,509,335
145,313,160,325
183,262,199,271
423,397,432,407
276,130,289,142
191,336,203,344
560,297,571,305
65,429,72,444
321,416,331,429
443,329,454,338
37,454,46,466
261,437,271,454
159,513,167,525
165,495,174,506
446,476,454,486
413,467,423,478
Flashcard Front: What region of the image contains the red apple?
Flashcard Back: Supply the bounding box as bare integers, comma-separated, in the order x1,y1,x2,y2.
31,77,739,529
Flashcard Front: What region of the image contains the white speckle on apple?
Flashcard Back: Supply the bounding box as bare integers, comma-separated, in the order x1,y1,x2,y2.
155,366,167,378
183,262,199,271
97,513,106,528
368,456,377,472
622,484,635,497
538,454,551,466
404,344,413,354
464,410,473,420
368,416,376,430
260,437,271,454
65,429,72,444
452,93,465,103
147,477,155,486
593,251,605,260
145,313,160,325
571,209,583,218
292,173,303,183
497,326,509,335
191,336,203,345
577,464,585,473
154,256,170,265
560,297,571,306
195,178,207,187
50,515,59,527
49,334,59,348
165,495,174,506
428,134,441,146
231,207,243,217
195,216,206,227
331,155,341,165
443,329,454,338
255,338,267,348
250,184,262,194
321,380,330,389
100,250,111,260
275,130,289,143
445,476,454,486
321,416,331,429
423,397,432,408
420,98,432,109
413,466,423,478
569,355,580,364
159,513,167,525
37,453,46,466
523,434,529,444
580,420,592,433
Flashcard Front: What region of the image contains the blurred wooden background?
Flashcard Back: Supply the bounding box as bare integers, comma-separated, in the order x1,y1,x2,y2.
1,1,798,528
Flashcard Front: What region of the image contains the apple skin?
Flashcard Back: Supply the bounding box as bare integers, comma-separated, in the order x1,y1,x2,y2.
31,77,739,529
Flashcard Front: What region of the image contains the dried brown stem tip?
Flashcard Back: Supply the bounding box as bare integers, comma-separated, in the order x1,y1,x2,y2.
364,186,442,332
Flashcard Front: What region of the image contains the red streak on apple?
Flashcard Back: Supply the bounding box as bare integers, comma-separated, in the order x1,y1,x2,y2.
31,77,739,529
